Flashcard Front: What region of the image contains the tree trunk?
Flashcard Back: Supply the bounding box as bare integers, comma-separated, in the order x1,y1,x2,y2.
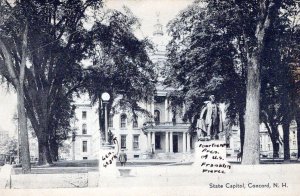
17,86,31,173
242,53,261,165
19,23,31,173
239,110,245,155
270,138,279,158
38,136,52,165
0,25,31,173
282,119,290,161
26,110,54,165
50,139,59,162
269,123,280,158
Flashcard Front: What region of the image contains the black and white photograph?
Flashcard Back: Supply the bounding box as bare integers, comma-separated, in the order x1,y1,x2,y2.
0,0,300,195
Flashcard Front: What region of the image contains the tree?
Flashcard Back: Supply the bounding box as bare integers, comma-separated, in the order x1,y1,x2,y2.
260,16,288,159
0,0,31,173
0,136,18,156
83,7,157,143
0,0,103,165
165,0,298,164
280,2,300,160
233,0,285,165
165,1,247,152
236,1,300,162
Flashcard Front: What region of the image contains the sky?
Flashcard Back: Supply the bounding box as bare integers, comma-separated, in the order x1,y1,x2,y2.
105,0,192,38
0,0,193,135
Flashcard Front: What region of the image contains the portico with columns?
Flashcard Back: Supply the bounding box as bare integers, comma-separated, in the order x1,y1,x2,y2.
144,123,192,154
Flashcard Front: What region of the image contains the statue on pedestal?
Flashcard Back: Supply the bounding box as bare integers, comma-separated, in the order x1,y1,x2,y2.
196,95,223,140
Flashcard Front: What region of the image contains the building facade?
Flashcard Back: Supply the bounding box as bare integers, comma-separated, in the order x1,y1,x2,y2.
68,95,100,160
70,93,193,160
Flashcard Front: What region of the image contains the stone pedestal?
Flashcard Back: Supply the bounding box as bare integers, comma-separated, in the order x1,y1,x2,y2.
98,145,118,180
193,140,231,174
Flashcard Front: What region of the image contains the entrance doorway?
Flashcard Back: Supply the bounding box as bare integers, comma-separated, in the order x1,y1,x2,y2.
173,134,178,153
155,134,161,149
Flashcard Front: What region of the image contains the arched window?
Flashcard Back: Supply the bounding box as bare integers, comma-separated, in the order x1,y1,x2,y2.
154,110,160,125
120,114,127,128
82,124,87,134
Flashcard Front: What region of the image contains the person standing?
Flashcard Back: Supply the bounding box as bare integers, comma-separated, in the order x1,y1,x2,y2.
119,149,127,166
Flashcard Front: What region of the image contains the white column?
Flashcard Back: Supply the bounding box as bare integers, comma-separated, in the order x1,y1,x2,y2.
152,132,155,152
183,132,186,153
147,132,151,151
170,132,173,153
187,132,191,152
165,132,169,153
164,98,168,122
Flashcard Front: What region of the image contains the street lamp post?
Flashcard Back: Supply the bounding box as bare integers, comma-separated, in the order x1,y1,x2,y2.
101,92,110,145
98,92,117,181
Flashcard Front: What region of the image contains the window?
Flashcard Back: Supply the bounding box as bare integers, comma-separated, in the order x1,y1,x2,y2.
133,117,138,128
82,111,87,119
133,135,139,149
154,110,160,125
155,134,161,149
121,135,127,149
226,136,230,148
82,141,87,152
260,144,262,150
83,157,88,160
268,144,271,151
82,124,87,134
120,114,127,128
108,115,113,128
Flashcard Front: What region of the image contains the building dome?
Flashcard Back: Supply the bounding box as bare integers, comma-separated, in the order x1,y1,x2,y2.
153,18,163,36
150,15,167,64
